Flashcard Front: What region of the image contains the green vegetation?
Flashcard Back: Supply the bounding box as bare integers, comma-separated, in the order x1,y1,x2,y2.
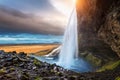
35,76,42,80
10,67,15,71
0,69,6,75
85,53,102,66
116,77,120,80
97,60,120,72
33,59,41,66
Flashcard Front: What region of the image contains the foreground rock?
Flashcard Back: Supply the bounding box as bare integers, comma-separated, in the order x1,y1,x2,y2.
0,50,120,80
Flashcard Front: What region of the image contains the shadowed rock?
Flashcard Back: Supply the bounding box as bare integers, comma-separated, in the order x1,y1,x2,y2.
0,50,120,80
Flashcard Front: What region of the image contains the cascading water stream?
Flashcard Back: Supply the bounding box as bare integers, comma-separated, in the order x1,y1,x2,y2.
57,6,79,68
32,0,93,72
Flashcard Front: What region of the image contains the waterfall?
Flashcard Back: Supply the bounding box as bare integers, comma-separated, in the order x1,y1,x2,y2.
58,6,78,68
32,1,93,72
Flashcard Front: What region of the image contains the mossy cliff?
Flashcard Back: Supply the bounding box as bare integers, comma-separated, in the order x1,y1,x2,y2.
76,0,120,66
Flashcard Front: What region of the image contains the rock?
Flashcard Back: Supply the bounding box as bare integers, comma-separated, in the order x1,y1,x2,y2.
6,57,13,61
99,6,120,57
19,63,25,67
0,69,7,75
18,52,27,58
68,76,76,80
0,50,5,54
0,51,119,80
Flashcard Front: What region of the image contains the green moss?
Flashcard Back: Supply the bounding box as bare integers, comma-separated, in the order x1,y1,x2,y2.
33,59,41,66
97,60,120,72
56,72,60,75
35,76,42,80
6,74,13,78
0,69,6,74
50,69,54,73
10,68,15,71
116,77,120,80
85,53,102,66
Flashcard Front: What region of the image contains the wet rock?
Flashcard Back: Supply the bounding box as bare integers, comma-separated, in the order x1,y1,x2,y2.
68,76,76,80
0,69,7,75
0,50,5,54
6,57,13,61
18,52,27,58
19,63,25,67
99,5,120,57
0,50,119,80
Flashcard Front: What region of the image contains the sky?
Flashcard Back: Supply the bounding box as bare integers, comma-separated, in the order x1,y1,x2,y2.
0,0,73,35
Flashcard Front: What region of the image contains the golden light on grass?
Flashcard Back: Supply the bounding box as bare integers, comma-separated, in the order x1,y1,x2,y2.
0,44,59,55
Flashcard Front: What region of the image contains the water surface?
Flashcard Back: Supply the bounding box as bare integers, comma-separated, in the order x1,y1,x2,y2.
32,55,94,73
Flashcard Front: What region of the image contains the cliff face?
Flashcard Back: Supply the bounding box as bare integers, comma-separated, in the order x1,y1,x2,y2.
76,0,120,64
99,2,120,57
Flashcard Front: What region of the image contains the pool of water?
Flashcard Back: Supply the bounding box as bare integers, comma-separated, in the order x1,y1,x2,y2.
31,55,94,73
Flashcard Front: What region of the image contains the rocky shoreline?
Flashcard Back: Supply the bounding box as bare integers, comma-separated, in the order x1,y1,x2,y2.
0,50,120,80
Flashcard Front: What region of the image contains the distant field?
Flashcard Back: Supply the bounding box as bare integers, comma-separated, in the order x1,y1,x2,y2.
0,44,59,55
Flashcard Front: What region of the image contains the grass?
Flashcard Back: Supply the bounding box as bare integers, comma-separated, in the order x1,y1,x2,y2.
97,60,120,72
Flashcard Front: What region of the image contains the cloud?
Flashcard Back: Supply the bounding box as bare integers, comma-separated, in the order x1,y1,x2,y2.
0,6,65,35
50,0,73,16
0,0,55,13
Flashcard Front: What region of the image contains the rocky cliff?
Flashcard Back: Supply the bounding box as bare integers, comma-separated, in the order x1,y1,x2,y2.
76,0,120,65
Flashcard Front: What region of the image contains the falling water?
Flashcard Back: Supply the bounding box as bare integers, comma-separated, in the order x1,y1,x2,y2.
31,1,94,72
58,6,78,68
